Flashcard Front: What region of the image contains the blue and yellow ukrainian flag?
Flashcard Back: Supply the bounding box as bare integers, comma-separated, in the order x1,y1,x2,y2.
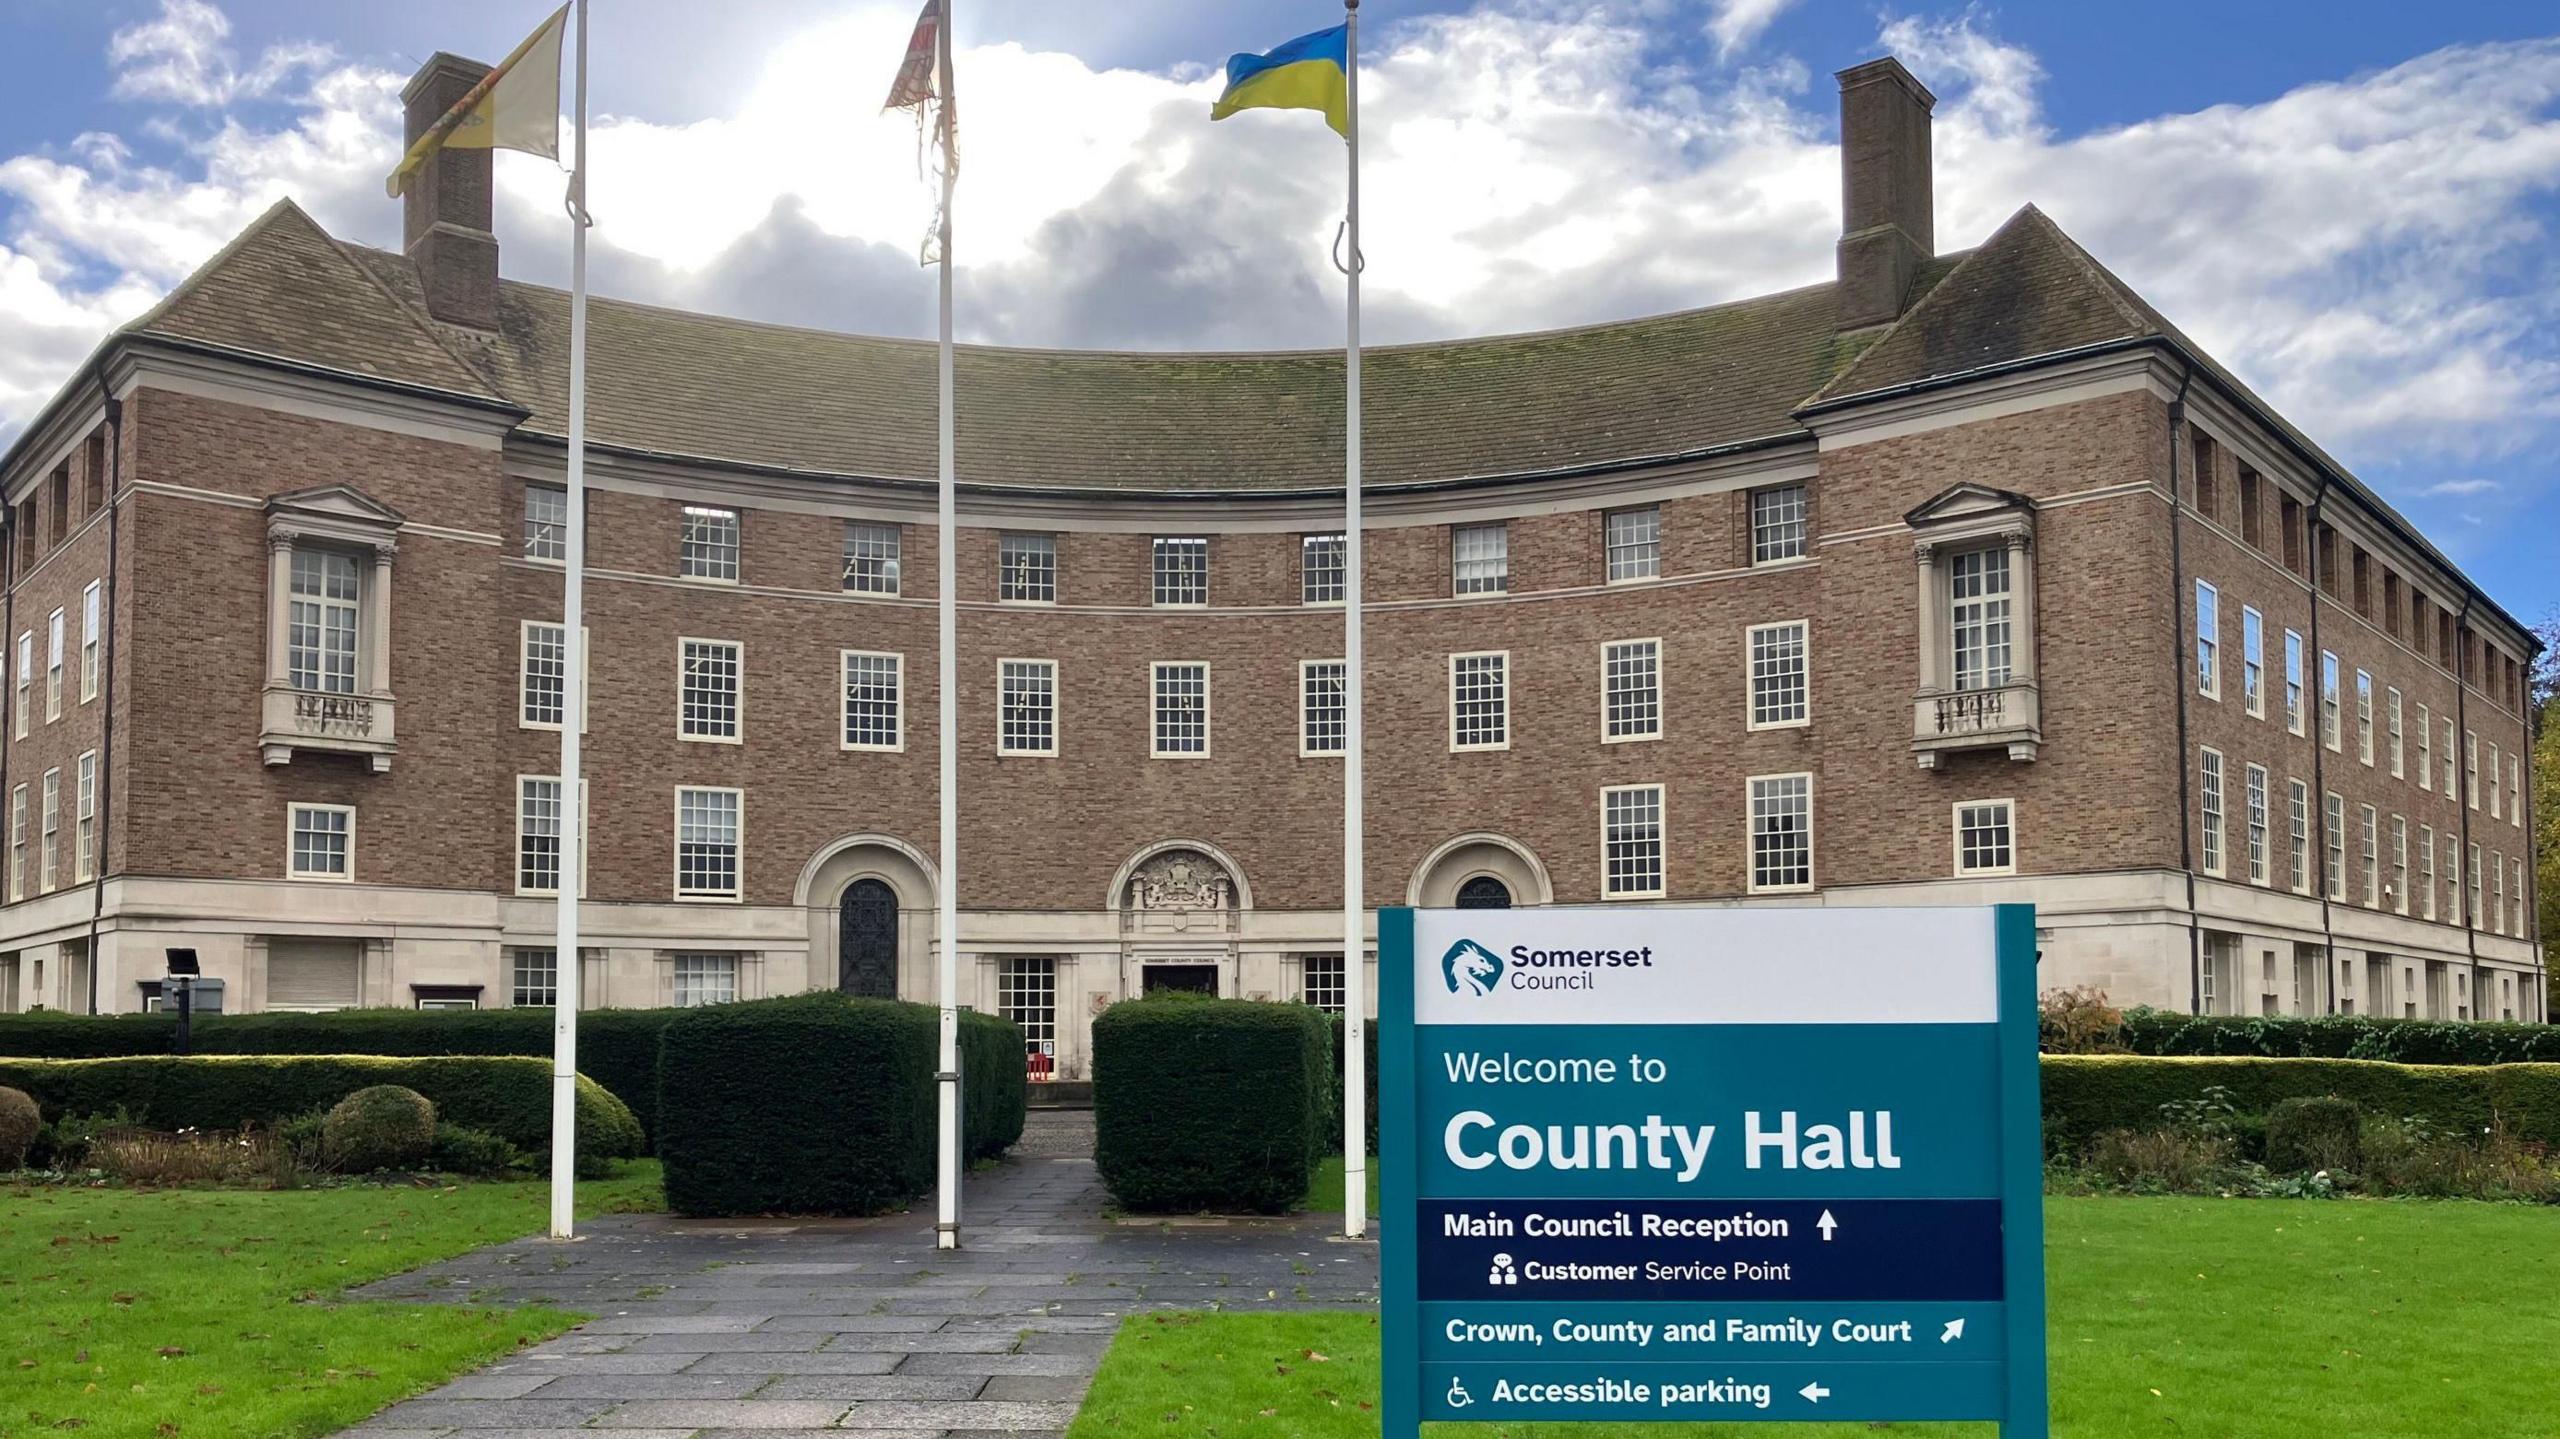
1210,24,1350,138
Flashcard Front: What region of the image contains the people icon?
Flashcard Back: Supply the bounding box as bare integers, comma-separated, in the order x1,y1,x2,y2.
1446,1375,1476,1409
1488,1252,1518,1286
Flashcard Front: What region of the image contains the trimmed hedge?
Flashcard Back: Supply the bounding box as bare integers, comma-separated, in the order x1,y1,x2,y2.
2109,1009,2560,1065
1328,1013,1379,1158
961,1009,1030,1163
0,1054,643,1166
0,1006,682,1145
1094,995,1330,1214
654,994,1025,1217
2042,1054,2560,1156
0,1011,180,1058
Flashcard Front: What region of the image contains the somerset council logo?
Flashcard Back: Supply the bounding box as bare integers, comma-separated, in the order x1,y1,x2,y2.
1442,939,1504,997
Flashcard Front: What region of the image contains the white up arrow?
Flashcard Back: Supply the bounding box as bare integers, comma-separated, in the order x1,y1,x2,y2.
1799,1382,1832,1404
1815,1210,1838,1241
1941,1318,1966,1343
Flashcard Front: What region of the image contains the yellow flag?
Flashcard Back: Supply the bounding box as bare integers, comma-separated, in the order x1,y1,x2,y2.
386,5,571,198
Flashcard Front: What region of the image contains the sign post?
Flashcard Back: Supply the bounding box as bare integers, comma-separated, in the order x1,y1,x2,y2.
1379,903,2045,1435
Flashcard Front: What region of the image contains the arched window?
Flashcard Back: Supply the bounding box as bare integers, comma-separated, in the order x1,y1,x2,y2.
839,878,899,998
1456,875,1513,909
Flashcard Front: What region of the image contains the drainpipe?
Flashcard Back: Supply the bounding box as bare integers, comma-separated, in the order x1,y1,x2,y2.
2454,598,2480,1019
81,365,123,1016
2163,370,2202,1012
0,497,13,988
2304,478,2337,1011
2527,671,2548,1020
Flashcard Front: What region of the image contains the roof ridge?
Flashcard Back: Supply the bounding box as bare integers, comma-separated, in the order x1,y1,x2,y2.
121,196,306,340
338,237,1857,364
1794,239,1999,409
311,219,507,402
2012,203,2153,337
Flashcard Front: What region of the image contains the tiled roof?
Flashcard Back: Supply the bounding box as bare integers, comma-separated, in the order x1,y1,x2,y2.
346,248,1965,492
130,201,502,405
124,197,1974,493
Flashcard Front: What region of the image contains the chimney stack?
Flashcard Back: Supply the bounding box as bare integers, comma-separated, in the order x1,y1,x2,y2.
401,53,501,331
1834,57,1936,330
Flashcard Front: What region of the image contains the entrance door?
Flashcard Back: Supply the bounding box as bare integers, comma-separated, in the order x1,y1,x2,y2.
1143,964,1219,996
839,879,900,998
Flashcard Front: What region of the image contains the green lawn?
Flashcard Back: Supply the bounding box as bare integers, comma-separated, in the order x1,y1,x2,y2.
1303,1154,1380,1216
1067,1195,2560,1438
0,1162,662,1439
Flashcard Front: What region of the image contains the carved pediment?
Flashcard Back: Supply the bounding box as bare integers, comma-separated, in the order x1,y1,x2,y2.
1905,482,2033,530
266,484,407,528
1127,849,1235,912
266,484,406,552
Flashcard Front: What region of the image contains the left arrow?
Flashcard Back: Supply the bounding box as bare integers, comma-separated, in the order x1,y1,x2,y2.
1800,1382,1831,1404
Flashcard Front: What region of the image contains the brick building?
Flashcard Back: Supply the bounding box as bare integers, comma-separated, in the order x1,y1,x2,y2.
0,53,2540,1070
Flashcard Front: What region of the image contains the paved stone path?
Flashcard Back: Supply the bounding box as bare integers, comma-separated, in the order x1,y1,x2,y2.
338,1111,1379,1436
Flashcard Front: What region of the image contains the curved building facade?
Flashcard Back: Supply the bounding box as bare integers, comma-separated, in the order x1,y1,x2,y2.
0,54,2541,1068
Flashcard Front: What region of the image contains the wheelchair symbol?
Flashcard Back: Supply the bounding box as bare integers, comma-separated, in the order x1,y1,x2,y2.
1446,1375,1475,1409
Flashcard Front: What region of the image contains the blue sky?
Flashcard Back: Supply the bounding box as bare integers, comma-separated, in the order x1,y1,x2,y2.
1,0,2556,632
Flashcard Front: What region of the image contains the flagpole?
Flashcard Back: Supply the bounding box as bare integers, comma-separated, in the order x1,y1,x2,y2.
933,0,964,1253
1340,0,1368,1242
549,0,591,1243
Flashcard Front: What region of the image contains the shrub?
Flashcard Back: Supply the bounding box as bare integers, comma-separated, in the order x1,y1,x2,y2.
2264,1095,2363,1174
2042,1054,2560,1158
2355,1117,2560,1201
1326,1013,1379,1158
2110,1009,2560,1065
428,1124,524,1177
322,1085,437,1172
960,1009,1029,1163
2078,1128,2244,1194
1093,996,1330,1214
275,1108,331,1171
0,1006,682,1148
0,1086,37,1169
92,1129,278,1187
657,993,1024,1217
0,1010,179,1059
2038,986,2128,1054
28,1108,130,1170
0,1055,640,1168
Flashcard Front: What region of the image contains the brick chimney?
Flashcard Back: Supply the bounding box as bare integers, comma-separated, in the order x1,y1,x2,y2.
1834,57,1936,331
401,52,500,331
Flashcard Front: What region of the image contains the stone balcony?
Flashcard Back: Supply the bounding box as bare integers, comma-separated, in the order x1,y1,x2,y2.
1911,681,2041,767
260,685,397,772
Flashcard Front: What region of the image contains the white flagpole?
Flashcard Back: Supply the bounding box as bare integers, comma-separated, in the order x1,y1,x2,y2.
933,0,964,1253
1340,0,1368,1242
549,0,591,1242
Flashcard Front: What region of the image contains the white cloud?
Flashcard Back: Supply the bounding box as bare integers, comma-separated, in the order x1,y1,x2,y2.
1707,0,1797,59
3,0,2559,516
108,0,332,108
2421,478,2501,497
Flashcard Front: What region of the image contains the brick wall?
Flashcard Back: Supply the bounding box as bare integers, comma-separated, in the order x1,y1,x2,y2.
13,380,2531,942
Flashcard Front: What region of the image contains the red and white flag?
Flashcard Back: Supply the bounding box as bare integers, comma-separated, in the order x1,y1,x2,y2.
884,0,956,262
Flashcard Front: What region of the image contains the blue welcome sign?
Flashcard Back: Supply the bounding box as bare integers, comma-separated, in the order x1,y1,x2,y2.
1378,903,2047,1435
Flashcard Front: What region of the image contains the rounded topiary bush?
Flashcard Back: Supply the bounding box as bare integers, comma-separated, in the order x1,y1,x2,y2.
321,1085,437,1172
0,1086,38,1169
2265,1094,2363,1174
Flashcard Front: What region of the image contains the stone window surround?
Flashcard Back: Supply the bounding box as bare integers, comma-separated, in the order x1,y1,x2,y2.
260,487,400,772
1907,485,2040,767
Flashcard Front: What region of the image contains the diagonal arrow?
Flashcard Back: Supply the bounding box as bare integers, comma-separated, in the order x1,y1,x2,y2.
1815,1210,1837,1241
1800,1381,1831,1404
1942,1318,1966,1343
